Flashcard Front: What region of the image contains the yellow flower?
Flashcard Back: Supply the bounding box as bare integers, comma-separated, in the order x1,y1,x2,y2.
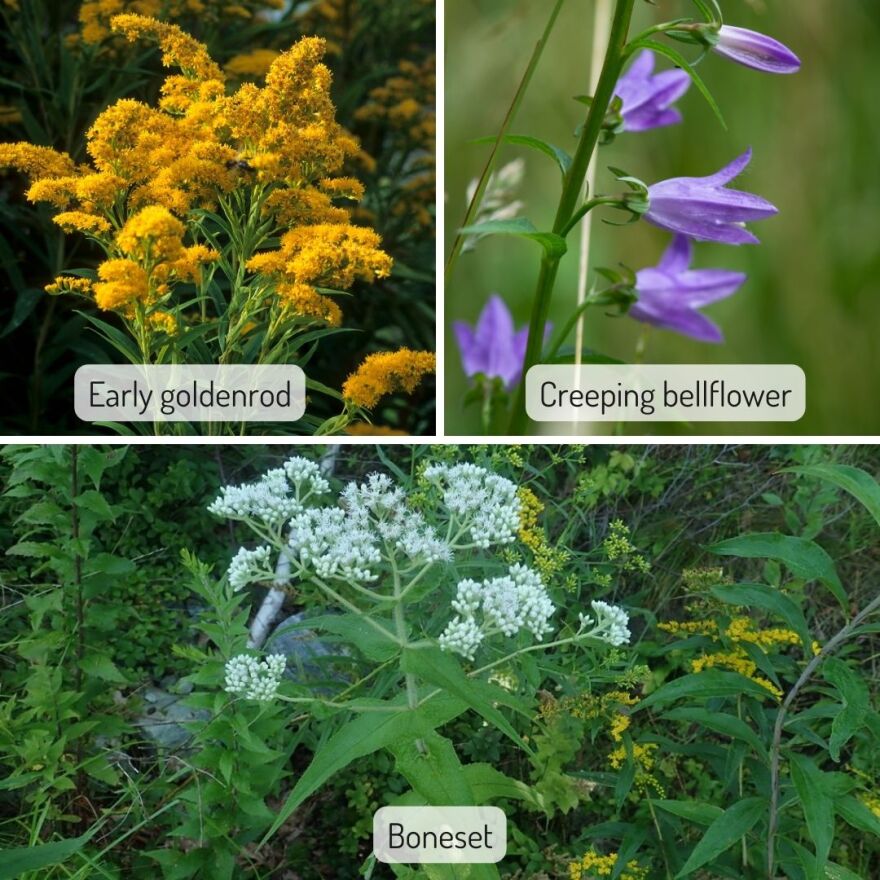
117,205,186,264
342,349,436,409
691,648,783,699
93,259,150,310
0,143,78,181
569,849,648,880
52,211,112,235
149,310,178,334
46,276,94,297
345,423,408,437
276,282,342,326
111,14,224,81
225,48,280,79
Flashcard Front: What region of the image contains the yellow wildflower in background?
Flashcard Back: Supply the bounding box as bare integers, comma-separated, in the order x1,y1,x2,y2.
516,486,570,581
225,48,280,79
691,648,783,699
343,349,436,410
569,849,648,880
345,423,408,437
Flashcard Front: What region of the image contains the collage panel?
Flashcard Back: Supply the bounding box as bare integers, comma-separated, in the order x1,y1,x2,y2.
1,442,879,877
445,1,880,436
0,0,436,437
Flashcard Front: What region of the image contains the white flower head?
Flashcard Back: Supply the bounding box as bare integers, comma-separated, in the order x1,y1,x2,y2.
589,600,631,647
224,653,286,701
227,545,274,591
439,564,555,659
288,507,382,582
208,456,329,527
423,463,521,548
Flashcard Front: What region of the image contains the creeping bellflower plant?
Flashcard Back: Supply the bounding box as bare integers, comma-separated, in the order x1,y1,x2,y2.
447,1,800,434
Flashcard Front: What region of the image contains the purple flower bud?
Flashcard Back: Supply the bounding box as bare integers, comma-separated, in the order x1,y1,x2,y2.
712,25,801,75
631,235,746,343
645,148,778,245
614,50,691,132
454,295,549,390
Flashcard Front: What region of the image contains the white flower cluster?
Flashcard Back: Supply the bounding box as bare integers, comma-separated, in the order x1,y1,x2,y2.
579,600,631,647
208,456,329,527
224,653,286,701
288,507,382,582
227,545,273,591
439,564,555,660
287,472,451,580
423,463,521,548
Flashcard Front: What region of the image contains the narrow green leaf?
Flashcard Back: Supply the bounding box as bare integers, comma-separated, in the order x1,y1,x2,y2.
261,695,466,844
470,134,572,176
710,533,846,611
822,657,870,761
788,464,880,531
789,753,835,871
676,797,764,877
837,795,880,838
402,647,533,755
630,38,726,129
650,799,724,826
0,830,96,879
662,707,769,761
633,670,778,714
458,218,568,259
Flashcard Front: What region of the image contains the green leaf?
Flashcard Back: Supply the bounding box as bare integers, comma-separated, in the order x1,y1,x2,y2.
630,38,726,130
710,583,812,652
402,647,532,755
461,763,545,811
650,799,724,826
822,657,869,761
261,694,466,844
633,670,778,714
471,134,572,176
0,830,96,879
789,753,835,871
676,797,765,877
710,533,846,612
391,732,474,805
79,653,128,684
458,218,568,259
837,795,880,838
788,464,880,531
270,614,398,662
662,707,769,761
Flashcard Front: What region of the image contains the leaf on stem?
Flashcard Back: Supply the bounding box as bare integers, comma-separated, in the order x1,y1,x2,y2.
458,218,567,260
470,134,572,177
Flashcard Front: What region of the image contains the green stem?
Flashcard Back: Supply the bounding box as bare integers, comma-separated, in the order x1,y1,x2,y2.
509,0,636,434
444,0,567,288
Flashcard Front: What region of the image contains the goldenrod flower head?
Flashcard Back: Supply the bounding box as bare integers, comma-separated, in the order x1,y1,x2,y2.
0,143,78,181
343,349,436,409
276,282,342,327
53,211,112,235
46,276,95,297
149,310,178,334
26,176,80,209
569,849,648,880
93,258,150,310
117,205,186,263
345,423,408,437
87,99,166,178
691,647,783,699
111,14,224,82
225,48,280,79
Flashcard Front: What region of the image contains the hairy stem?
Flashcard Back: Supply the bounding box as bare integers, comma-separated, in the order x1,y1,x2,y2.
766,592,880,878
509,0,636,434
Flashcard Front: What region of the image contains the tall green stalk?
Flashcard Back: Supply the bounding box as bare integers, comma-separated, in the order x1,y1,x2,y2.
509,0,636,434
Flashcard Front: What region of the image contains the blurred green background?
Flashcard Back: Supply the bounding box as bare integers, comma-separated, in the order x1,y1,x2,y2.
445,0,880,435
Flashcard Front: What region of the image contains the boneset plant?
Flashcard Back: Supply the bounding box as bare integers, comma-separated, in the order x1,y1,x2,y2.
447,0,801,434
0,14,434,435
205,455,633,876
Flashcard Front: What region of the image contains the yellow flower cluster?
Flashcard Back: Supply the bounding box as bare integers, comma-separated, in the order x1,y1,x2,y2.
660,614,800,700
79,0,284,45
354,54,436,232
608,742,664,795
603,519,650,574
516,486,570,581
569,850,648,880
538,689,637,727
225,48,281,79
342,349,436,410
861,793,880,819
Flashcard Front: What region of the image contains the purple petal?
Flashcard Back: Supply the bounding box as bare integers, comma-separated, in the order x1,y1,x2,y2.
656,234,692,274
616,51,691,133
637,266,746,307
684,147,754,187
623,107,683,132
644,209,761,245
453,321,485,377
647,187,778,221
713,26,801,75
631,302,725,343
622,49,656,82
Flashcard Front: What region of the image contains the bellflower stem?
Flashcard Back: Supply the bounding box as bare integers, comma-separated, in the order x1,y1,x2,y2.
509,0,637,434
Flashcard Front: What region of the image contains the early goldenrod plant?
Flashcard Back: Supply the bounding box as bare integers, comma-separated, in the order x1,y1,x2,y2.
0,14,434,434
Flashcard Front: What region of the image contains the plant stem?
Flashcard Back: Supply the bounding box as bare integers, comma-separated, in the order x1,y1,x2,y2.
509,0,636,434
391,553,426,754
766,592,880,878
444,0,567,289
